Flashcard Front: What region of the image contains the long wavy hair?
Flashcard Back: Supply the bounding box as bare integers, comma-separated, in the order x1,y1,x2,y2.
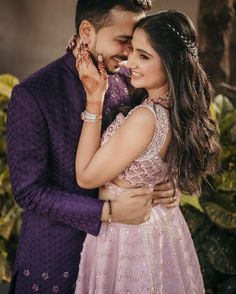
104,10,221,194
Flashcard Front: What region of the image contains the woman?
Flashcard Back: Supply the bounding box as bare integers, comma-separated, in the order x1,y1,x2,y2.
74,10,220,293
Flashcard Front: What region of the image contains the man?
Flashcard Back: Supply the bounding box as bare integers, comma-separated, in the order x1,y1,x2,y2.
6,1,178,293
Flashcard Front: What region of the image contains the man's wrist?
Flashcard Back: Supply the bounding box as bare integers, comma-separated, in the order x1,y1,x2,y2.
101,200,113,223
101,201,109,222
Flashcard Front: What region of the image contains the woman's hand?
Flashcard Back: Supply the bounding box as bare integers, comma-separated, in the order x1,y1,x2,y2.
76,41,108,102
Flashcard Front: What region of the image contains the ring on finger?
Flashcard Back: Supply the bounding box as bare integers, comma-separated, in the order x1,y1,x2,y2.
144,213,151,222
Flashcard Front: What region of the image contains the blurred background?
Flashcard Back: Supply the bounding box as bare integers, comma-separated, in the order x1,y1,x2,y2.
0,1,236,293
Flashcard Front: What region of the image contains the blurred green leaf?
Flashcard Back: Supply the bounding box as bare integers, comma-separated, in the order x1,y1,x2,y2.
0,217,15,240
181,205,207,234
218,276,236,294
0,73,20,283
180,194,203,211
0,74,19,99
201,201,236,229
0,245,11,282
214,95,234,118
215,170,236,191
204,231,236,275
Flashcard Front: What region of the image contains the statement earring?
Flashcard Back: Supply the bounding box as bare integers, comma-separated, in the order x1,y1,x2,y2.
66,35,78,52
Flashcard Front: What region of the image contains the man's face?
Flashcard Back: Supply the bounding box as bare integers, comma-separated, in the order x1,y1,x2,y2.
89,9,145,74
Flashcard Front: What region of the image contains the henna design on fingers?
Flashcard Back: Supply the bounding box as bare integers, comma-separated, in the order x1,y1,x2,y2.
76,42,92,71
80,74,100,95
97,55,107,80
76,51,83,69
80,42,92,65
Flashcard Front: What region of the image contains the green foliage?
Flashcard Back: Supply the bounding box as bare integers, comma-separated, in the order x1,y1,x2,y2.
181,94,236,293
0,74,22,283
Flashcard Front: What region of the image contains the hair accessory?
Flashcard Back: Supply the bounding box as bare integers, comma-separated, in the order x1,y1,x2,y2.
167,24,198,58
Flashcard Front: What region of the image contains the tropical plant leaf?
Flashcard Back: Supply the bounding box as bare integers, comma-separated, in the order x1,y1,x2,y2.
0,82,12,100
229,123,236,142
215,170,236,191
219,110,236,136
204,230,236,275
181,205,207,235
221,145,236,161
201,200,236,229
196,245,224,290
0,217,15,240
0,73,20,283
0,250,11,282
0,74,19,95
180,194,203,211
217,276,236,294
214,95,234,118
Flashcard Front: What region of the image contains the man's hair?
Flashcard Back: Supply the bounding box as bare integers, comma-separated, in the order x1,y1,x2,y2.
75,0,152,33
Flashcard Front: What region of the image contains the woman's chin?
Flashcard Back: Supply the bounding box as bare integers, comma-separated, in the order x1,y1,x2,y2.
130,78,144,88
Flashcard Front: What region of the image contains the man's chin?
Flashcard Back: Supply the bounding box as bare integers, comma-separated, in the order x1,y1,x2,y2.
106,66,120,75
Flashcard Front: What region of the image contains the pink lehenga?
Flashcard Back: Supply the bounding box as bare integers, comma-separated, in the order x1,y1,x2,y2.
75,99,204,294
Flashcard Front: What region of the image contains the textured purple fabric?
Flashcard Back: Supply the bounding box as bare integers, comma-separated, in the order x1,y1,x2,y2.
6,51,131,294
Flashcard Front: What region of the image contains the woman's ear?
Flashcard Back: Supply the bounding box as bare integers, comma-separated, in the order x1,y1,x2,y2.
79,20,96,45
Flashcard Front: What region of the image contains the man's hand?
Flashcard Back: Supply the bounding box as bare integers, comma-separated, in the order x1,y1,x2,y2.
101,187,153,225
152,180,181,208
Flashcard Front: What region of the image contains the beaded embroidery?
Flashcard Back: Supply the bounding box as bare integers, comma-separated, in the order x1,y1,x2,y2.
101,99,170,186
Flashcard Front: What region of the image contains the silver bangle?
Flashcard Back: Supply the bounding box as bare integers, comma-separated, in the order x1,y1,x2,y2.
81,110,102,122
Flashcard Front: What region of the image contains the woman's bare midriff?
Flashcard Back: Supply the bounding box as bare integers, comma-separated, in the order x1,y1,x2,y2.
99,177,141,201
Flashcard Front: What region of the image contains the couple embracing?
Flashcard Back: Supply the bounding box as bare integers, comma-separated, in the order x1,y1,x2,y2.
7,1,220,293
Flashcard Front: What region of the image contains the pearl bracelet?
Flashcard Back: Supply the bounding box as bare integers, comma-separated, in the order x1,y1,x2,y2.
81,110,103,122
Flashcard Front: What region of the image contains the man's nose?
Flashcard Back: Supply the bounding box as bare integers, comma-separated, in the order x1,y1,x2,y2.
123,43,133,57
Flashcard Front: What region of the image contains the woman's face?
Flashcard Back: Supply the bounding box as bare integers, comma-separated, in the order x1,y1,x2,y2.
127,28,168,95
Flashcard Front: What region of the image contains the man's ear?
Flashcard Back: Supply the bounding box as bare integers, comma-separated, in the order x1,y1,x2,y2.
79,20,96,45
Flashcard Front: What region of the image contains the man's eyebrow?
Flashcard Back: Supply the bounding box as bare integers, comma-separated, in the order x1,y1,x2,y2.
115,35,132,39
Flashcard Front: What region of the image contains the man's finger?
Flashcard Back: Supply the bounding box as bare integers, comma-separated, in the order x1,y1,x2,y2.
154,180,174,192
152,189,175,199
123,186,154,198
152,197,177,206
163,200,180,209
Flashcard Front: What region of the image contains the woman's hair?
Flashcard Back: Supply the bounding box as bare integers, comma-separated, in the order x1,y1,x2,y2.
105,10,221,195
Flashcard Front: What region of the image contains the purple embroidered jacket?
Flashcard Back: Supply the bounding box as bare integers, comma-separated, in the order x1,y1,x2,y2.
6,51,131,294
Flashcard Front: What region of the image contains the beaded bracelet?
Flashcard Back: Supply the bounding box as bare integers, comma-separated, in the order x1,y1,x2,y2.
81,110,102,122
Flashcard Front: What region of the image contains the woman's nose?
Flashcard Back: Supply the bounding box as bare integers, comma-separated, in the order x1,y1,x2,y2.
126,53,136,69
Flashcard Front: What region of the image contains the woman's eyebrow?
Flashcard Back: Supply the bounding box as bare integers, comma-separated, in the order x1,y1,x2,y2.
135,48,153,57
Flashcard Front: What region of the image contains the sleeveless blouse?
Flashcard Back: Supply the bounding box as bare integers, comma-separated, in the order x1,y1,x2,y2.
101,98,170,187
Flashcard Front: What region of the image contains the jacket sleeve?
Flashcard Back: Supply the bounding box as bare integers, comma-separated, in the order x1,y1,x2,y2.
6,84,103,236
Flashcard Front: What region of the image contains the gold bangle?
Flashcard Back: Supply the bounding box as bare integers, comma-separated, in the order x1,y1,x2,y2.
107,199,112,223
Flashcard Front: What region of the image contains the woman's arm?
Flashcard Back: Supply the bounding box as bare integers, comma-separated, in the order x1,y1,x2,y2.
75,43,155,189
76,106,156,188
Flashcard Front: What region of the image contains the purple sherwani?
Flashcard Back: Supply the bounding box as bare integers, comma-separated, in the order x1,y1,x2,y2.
6,51,130,294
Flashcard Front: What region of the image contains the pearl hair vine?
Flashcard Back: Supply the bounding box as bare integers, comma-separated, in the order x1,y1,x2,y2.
167,24,198,58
